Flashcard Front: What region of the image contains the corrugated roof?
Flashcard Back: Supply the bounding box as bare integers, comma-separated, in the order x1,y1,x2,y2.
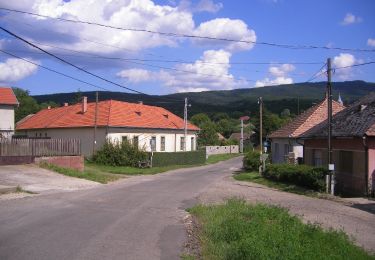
0,87,19,105
302,92,375,138
268,98,345,138
16,100,199,131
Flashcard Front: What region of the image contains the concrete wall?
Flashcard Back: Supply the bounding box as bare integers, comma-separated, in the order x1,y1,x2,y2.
35,156,84,172
271,138,303,164
205,145,239,156
0,105,15,139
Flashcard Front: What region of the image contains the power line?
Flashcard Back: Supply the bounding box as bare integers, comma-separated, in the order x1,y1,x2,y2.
333,61,375,70
0,25,150,95
1,6,374,53
305,63,327,83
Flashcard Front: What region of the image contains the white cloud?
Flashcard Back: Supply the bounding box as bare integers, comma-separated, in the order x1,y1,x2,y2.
0,58,39,82
341,13,362,25
178,0,223,13
332,53,357,80
367,38,375,47
255,63,295,87
193,18,256,51
117,49,247,92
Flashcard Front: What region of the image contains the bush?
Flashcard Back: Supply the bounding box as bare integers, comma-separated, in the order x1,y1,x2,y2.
264,164,328,191
152,150,206,167
92,140,148,167
243,151,261,171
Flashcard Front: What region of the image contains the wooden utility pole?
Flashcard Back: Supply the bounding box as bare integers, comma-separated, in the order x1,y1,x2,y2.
183,98,188,151
93,91,98,155
327,58,334,195
259,97,263,155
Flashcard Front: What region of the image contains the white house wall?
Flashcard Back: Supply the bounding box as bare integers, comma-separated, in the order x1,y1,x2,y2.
271,138,304,164
0,105,15,139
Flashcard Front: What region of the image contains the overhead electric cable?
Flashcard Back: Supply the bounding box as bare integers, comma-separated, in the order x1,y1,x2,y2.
1,7,374,52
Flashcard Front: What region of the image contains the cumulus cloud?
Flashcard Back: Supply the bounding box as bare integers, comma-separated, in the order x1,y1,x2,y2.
367,38,375,47
0,58,39,82
255,63,295,87
341,13,362,25
193,18,256,51
332,53,357,80
117,49,247,92
178,0,223,13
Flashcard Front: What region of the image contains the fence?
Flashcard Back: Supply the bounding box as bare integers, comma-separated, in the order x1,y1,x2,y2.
205,145,239,157
0,138,81,157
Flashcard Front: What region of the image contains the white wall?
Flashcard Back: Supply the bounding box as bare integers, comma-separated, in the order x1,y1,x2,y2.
271,138,304,164
206,146,239,156
0,105,15,139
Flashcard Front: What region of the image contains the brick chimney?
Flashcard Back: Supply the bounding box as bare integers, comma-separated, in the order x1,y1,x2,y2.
64,103,69,107
82,96,88,113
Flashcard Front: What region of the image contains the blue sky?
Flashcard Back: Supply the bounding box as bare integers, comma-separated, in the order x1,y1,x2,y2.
0,0,374,96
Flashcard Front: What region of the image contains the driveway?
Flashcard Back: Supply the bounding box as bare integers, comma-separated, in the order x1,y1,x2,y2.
0,164,100,195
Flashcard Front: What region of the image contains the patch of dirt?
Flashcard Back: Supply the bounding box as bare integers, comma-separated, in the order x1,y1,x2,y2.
182,213,202,259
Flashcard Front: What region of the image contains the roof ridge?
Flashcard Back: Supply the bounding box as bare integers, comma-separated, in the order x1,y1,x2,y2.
291,99,326,136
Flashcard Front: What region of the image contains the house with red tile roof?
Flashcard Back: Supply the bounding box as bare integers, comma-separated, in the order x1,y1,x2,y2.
302,93,375,197
16,97,199,156
0,87,19,139
268,98,345,164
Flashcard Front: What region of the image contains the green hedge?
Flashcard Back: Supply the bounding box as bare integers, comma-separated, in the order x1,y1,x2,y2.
264,164,328,191
243,151,262,171
151,150,206,167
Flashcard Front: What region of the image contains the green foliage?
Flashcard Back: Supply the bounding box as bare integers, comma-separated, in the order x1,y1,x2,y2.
198,121,221,146
13,88,40,122
243,151,261,171
189,199,372,260
39,101,59,110
151,150,206,167
92,140,148,167
190,113,211,127
264,164,327,191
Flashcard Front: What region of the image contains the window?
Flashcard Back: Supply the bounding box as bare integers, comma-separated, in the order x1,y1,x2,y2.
191,137,195,151
150,136,156,151
133,136,139,148
160,136,165,151
313,149,322,167
274,143,279,157
122,136,128,143
180,137,185,151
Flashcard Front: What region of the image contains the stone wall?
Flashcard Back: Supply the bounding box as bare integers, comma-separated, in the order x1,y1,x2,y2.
205,145,239,157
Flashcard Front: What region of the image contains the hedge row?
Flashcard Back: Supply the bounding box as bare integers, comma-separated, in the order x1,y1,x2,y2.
264,164,328,191
151,150,206,167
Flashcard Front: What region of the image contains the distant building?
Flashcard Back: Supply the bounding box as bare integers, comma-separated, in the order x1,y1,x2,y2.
16,98,199,157
229,132,252,142
268,98,345,164
0,87,19,140
302,93,375,197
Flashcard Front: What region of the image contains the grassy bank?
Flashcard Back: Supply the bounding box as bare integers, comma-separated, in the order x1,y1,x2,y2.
234,171,321,197
41,153,240,184
189,199,373,260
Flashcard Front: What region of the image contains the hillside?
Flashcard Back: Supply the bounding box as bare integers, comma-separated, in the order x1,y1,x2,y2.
33,81,375,118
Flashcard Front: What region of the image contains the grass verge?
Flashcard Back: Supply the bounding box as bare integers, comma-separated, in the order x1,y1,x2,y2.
234,171,321,197
40,163,121,184
189,199,374,260
206,153,240,164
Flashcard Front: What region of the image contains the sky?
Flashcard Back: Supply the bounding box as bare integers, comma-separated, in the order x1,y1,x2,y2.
0,0,374,96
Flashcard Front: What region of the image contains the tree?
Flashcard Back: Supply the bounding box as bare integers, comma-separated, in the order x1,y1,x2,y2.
212,112,230,122
190,113,211,127
13,88,40,123
197,121,220,146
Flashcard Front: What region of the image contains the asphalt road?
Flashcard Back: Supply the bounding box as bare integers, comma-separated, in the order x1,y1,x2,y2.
0,157,242,260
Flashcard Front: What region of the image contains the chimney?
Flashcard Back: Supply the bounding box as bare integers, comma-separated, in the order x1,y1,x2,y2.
47,106,51,110
64,103,69,107
138,101,143,105
82,96,88,113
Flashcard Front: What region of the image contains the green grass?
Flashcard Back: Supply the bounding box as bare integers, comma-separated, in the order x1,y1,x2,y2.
234,171,321,197
189,199,374,260
206,154,240,164
40,163,121,184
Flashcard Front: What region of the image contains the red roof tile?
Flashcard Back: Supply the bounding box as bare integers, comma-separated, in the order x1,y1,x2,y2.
16,100,199,131
268,98,345,138
0,87,18,105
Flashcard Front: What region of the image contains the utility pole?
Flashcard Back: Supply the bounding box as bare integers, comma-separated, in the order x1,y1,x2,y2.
240,118,244,153
327,58,334,195
93,91,98,155
183,97,188,151
259,97,263,155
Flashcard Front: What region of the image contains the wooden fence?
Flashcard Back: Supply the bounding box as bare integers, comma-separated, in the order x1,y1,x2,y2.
0,138,81,157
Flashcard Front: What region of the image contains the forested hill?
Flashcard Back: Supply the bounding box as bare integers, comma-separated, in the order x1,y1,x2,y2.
33,80,375,118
